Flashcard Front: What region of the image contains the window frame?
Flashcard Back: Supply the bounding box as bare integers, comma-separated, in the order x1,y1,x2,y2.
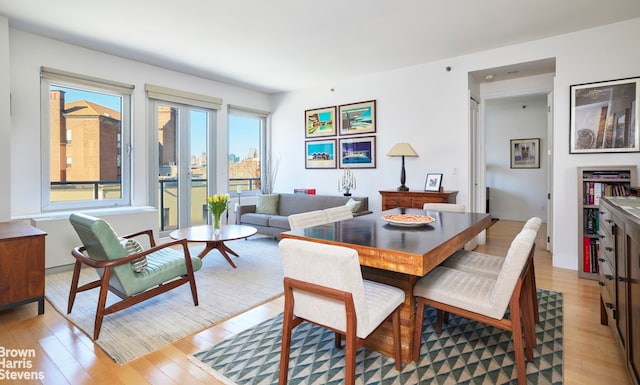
227,105,270,194
40,68,133,212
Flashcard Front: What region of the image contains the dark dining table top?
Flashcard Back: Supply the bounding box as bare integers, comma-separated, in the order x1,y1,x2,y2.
281,208,492,276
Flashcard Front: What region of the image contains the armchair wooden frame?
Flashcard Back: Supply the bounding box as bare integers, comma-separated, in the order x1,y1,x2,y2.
69,229,199,340
279,277,402,385
412,245,537,385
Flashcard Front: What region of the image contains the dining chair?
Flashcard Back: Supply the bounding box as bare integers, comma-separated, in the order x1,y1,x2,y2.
442,217,542,321
324,205,354,223
423,202,477,250
68,213,202,339
287,210,328,230
278,238,405,385
412,228,537,385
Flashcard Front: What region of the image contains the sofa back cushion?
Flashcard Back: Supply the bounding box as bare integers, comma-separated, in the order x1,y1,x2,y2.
256,193,280,214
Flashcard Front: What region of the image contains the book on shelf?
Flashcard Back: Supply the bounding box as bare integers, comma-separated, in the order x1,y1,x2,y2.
583,236,600,274
582,181,630,205
584,208,598,235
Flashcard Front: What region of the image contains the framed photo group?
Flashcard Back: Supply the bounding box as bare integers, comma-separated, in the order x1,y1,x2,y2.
305,100,377,169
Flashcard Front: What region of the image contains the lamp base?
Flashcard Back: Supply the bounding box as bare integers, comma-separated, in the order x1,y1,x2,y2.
397,185,409,191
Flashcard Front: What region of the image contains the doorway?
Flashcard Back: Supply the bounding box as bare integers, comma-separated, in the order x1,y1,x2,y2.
154,101,214,235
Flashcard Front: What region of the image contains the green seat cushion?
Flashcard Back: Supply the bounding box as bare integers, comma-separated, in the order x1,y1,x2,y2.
112,247,202,296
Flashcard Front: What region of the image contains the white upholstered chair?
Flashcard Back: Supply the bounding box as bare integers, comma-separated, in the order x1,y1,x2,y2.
423,203,477,250
442,217,542,321
287,210,328,230
278,238,405,385
412,228,537,385
324,205,354,223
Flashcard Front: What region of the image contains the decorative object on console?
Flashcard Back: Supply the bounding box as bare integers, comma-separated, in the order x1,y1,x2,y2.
570,76,640,154
338,167,356,196
387,142,419,191
261,154,280,193
424,173,443,192
510,138,540,169
338,100,376,135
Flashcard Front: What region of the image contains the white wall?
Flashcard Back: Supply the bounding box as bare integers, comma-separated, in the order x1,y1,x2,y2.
485,95,548,221
0,17,10,220
271,17,640,271
4,28,271,221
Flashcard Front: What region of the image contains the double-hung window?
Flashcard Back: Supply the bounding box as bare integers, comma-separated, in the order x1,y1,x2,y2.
227,105,270,193
40,67,133,211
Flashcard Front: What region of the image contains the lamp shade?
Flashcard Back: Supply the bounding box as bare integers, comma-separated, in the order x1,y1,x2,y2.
386,143,419,157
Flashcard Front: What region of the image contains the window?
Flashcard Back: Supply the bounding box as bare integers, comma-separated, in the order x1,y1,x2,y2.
40,67,133,211
228,105,269,193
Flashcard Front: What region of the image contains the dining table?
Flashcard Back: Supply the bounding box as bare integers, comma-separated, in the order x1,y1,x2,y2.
280,207,492,363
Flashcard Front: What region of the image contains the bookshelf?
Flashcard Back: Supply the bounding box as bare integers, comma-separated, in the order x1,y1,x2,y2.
577,165,637,280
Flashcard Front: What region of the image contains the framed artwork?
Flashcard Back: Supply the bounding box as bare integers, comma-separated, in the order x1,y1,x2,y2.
570,77,639,153
510,138,540,169
305,106,337,138
339,100,376,135
338,136,376,168
305,139,337,169
424,173,443,192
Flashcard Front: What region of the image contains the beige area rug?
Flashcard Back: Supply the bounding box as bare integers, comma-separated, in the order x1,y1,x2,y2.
45,236,283,364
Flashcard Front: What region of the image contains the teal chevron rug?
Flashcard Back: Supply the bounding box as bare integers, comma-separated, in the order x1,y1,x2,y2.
191,289,563,384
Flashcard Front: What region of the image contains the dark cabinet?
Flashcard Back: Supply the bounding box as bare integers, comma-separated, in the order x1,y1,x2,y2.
600,197,640,385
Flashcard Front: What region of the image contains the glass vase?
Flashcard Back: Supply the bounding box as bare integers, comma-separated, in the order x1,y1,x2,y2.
213,213,222,234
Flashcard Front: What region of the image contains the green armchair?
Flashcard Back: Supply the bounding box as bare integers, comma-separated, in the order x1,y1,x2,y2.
68,213,202,340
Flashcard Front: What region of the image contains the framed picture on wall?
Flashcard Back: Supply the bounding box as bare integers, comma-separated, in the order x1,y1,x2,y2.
510,138,540,169
570,76,640,153
338,136,376,168
305,139,337,169
338,100,376,135
305,106,337,138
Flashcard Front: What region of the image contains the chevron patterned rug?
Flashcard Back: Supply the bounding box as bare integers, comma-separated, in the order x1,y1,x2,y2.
191,289,563,384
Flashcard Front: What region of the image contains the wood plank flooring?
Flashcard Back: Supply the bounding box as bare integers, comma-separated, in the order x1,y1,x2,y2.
0,220,631,384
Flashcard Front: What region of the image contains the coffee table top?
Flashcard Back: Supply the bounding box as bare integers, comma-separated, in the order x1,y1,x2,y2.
169,224,257,243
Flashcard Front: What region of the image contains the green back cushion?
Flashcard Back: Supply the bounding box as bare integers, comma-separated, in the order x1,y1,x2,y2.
256,194,280,214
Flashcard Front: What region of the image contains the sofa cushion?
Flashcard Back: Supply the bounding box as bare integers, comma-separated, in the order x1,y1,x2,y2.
256,194,279,214
345,198,363,212
241,213,272,227
268,215,290,229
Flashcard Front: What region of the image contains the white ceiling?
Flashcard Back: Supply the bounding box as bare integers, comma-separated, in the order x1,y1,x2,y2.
1,0,639,94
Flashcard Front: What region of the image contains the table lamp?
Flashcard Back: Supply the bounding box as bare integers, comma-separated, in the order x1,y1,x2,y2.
386,143,419,191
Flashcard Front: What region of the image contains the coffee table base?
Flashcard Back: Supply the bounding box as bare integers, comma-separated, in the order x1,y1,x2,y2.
196,241,240,268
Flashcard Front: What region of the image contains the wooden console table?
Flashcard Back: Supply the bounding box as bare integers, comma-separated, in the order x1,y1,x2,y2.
0,222,47,314
379,190,458,210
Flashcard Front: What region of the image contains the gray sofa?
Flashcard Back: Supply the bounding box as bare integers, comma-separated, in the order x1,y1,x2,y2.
238,193,371,238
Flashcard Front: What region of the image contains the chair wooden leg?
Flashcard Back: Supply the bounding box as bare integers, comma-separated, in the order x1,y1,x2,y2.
335,332,342,348
392,308,402,370
435,309,444,333
67,260,82,314
279,295,294,385
412,297,426,361
344,331,357,385
93,269,112,340
528,264,540,323
520,286,535,363
511,298,528,385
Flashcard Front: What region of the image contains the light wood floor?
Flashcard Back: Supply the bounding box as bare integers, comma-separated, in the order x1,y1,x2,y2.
0,220,631,385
